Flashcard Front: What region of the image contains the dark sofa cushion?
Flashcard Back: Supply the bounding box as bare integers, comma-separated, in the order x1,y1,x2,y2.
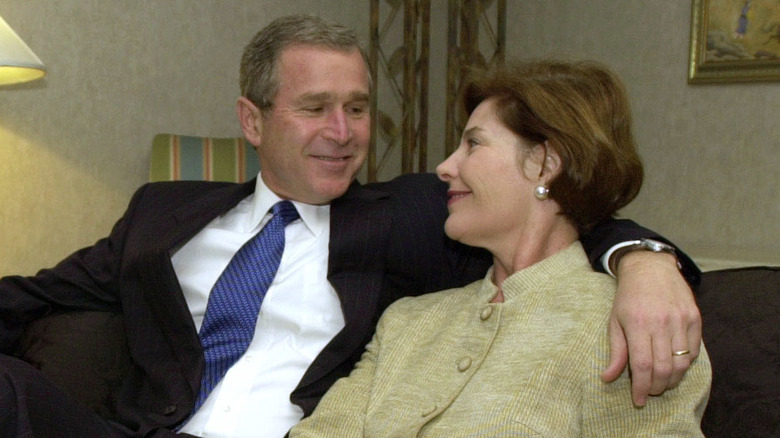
698,266,780,438
14,311,132,419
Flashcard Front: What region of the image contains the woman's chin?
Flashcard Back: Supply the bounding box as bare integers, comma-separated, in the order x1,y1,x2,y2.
444,220,473,246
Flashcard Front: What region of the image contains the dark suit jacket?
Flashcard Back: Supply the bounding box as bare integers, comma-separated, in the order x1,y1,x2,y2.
0,172,699,436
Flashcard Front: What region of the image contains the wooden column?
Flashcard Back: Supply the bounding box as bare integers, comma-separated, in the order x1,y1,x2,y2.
369,0,504,181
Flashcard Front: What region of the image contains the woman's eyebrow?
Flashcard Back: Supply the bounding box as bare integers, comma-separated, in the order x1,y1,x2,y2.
463,126,484,137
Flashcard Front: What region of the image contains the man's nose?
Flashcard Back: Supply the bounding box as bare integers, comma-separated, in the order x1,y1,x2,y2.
325,109,352,144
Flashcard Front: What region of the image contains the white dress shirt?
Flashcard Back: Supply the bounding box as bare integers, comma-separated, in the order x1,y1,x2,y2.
173,174,345,438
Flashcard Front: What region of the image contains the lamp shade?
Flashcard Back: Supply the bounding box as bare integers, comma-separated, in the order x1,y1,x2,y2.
0,15,45,86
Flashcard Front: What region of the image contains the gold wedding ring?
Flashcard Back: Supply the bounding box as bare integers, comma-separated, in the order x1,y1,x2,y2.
672,349,691,356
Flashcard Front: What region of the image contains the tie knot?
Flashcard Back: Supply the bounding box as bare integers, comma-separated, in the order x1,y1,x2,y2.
273,200,299,226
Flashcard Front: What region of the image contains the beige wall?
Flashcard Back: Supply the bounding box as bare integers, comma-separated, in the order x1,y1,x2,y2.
1,0,778,277
0,0,368,276
502,0,780,270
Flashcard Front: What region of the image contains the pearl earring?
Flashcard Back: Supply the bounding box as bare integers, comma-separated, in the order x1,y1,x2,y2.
534,185,549,201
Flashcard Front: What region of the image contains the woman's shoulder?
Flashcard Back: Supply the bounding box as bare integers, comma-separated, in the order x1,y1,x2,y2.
556,266,616,306
381,279,484,322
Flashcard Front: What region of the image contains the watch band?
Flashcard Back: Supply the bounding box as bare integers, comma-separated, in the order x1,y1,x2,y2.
607,238,678,275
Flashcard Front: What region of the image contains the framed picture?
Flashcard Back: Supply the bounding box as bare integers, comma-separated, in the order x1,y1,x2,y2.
689,0,780,83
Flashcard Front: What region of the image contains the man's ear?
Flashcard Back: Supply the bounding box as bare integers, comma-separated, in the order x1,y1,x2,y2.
236,97,263,147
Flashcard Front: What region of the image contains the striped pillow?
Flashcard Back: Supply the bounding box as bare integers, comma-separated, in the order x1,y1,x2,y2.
150,134,260,183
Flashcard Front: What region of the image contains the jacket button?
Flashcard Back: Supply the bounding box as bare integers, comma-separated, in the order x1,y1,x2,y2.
163,405,177,415
421,405,438,417
457,357,472,372
480,306,493,321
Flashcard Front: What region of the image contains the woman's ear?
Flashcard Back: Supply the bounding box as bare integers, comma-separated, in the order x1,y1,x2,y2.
527,141,562,183
236,97,263,147
540,140,563,181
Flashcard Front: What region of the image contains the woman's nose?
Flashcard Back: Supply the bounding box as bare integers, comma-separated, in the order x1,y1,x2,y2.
436,152,459,182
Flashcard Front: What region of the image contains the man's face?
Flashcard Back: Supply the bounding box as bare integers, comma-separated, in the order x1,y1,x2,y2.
249,44,370,205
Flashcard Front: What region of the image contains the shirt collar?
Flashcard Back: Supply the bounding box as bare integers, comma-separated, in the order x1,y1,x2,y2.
248,172,330,238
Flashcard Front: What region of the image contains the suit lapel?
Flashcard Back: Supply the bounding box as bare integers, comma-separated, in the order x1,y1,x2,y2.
137,180,257,395
294,182,391,392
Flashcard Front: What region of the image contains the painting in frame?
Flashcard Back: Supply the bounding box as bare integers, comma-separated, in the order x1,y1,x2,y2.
689,0,780,83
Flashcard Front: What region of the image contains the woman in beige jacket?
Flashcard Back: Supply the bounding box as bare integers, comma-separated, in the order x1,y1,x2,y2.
290,60,711,437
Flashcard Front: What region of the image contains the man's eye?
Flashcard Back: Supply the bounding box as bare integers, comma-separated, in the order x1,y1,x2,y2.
467,138,480,149
304,107,324,113
347,105,368,116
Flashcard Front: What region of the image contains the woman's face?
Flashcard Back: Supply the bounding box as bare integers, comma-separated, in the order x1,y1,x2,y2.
436,98,538,250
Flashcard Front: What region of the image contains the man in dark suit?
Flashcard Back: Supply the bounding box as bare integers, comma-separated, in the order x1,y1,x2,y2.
0,15,701,438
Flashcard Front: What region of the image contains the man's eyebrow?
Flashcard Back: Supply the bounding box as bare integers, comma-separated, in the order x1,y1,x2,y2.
295,92,331,105
349,91,370,102
294,91,370,105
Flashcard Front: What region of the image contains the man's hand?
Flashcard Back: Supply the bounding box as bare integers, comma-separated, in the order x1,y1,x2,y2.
600,251,701,406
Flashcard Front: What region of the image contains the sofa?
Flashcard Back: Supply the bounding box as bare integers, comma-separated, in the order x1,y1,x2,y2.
11,135,780,437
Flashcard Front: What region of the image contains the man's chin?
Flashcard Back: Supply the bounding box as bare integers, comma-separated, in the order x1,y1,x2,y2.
310,180,354,204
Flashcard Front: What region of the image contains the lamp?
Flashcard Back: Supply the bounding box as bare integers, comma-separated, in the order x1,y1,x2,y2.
0,14,45,86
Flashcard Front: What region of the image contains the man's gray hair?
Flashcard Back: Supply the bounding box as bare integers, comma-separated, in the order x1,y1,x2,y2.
240,14,371,111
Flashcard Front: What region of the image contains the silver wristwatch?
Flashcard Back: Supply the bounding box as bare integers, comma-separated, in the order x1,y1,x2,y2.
608,238,678,274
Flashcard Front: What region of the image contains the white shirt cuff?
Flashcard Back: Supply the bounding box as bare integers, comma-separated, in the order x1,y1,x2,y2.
601,240,642,278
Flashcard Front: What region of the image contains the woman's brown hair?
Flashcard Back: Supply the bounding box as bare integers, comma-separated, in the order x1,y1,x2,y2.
462,60,644,232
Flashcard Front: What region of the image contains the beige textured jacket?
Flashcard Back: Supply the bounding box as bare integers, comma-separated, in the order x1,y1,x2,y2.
290,242,712,437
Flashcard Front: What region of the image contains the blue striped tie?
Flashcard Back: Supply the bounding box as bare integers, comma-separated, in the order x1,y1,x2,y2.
193,200,299,412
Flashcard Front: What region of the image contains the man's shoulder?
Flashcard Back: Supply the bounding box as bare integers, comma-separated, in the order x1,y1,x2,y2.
126,179,255,217
139,179,240,195
359,173,447,211
134,180,249,202
364,172,443,195
337,173,444,209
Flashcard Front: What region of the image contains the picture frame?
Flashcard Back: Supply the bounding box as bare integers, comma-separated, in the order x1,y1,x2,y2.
688,0,780,83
